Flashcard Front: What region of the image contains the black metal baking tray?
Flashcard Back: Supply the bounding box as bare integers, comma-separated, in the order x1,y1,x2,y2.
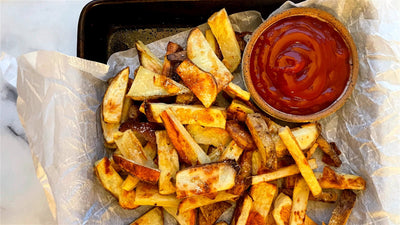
77,0,301,64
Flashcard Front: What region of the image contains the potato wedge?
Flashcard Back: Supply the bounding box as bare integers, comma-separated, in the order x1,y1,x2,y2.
317,166,366,190
231,194,253,225
273,193,292,225
101,117,120,146
328,190,357,225
219,140,244,162
156,130,179,195
317,137,342,167
289,177,310,225
121,175,140,191
199,202,232,225
224,82,250,101
160,108,211,165
136,40,163,74
186,124,231,147
227,99,255,122
279,127,322,197
246,113,277,171
164,206,196,225
226,120,256,151
130,207,163,225
134,182,180,207
187,28,233,91
113,154,160,184
127,66,189,100
121,96,133,123
205,29,222,59
176,59,218,108
94,157,123,198
141,102,226,128
153,74,187,94
179,191,238,213
247,182,277,224
176,161,238,198
119,189,139,209
103,67,129,123
252,158,317,185
208,8,241,72
175,92,196,104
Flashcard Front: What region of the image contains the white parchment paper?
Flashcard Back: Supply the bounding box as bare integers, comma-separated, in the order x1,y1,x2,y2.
16,0,400,224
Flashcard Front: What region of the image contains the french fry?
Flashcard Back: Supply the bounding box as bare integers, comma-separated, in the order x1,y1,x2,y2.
121,96,133,123
102,67,129,123
161,41,183,77
94,157,123,198
186,124,232,147
205,29,222,59
121,175,140,191
161,108,211,165
208,8,241,72
231,194,253,225
251,151,263,175
100,115,120,146
134,182,180,207
119,189,139,209
223,82,251,101
119,120,163,147
141,102,226,128
246,113,277,171
127,66,190,100
199,202,232,225
328,190,357,225
216,222,229,225
273,193,292,225
187,28,233,92
247,182,277,224
113,154,160,184
279,126,322,197
176,92,196,104
135,40,163,74
317,137,342,167
219,140,244,162
306,143,319,160
164,206,196,225
226,120,257,151
153,74,186,94
227,151,252,196
156,130,179,195
176,59,218,108
289,177,310,225
143,142,157,160
227,99,255,122
317,166,366,190
252,158,318,185
282,188,338,203
130,207,163,225
176,161,238,198
208,145,224,162
304,216,319,225
178,191,238,213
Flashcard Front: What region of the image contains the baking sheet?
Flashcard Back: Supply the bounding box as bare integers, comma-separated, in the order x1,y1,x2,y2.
15,0,400,224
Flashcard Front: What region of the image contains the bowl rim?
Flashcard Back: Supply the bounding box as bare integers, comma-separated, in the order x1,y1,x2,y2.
242,7,359,123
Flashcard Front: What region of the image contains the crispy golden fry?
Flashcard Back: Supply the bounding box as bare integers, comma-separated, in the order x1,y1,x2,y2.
247,182,277,224
141,102,227,128
251,151,263,175
101,114,119,146
113,129,154,167
246,113,277,171
317,137,342,167
119,120,163,147
119,189,139,209
187,28,233,92
226,120,256,151
273,193,292,225
164,206,196,225
156,130,179,195
162,41,183,77
130,207,163,225
328,190,357,225
186,124,231,147
227,99,255,122
95,157,123,198
251,158,317,185
219,140,244,162
208,8,241,72
176,161,238,198
121,175,140,191
136,40,163,74
176,92,196,104
127,66,189,100
317,166,366,190
153,74,186,94
224,82,250,101
103,67,129,123
113,154,160,184
279,127,322,197
134,182,180,207
289,177,310,225
231,194,253,225
205,29,222,59
178,191,238,213
199,202,232,225
161,108,211,165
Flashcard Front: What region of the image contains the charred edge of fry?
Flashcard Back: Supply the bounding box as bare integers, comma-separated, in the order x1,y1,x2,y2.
113,154,160,184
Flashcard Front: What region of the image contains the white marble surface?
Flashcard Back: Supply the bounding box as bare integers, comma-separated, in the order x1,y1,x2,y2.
1,1,91,224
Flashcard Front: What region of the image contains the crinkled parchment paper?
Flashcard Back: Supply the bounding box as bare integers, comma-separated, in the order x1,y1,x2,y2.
16,0,400,224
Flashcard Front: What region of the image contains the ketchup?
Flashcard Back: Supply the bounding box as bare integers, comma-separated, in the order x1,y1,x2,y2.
250,15,350,115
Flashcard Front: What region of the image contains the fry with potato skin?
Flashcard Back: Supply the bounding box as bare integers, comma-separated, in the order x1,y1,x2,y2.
328,190,357,225
231,194,253,225
226,120,256,151
164,206,197,225
113,154,160,184
317,136,342,167
317,166,366,190
178,191,238,213
135,40,163,74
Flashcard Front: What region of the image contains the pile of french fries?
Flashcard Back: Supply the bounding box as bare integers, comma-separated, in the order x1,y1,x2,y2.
95,8,366,225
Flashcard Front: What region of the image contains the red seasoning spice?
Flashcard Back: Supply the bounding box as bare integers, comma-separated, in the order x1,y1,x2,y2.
250,15,351,115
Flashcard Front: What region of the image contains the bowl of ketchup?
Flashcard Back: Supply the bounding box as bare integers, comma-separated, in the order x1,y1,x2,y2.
242,7,358,122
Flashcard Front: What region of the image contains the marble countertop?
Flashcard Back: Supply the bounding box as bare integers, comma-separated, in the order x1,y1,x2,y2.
1,1,91,224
